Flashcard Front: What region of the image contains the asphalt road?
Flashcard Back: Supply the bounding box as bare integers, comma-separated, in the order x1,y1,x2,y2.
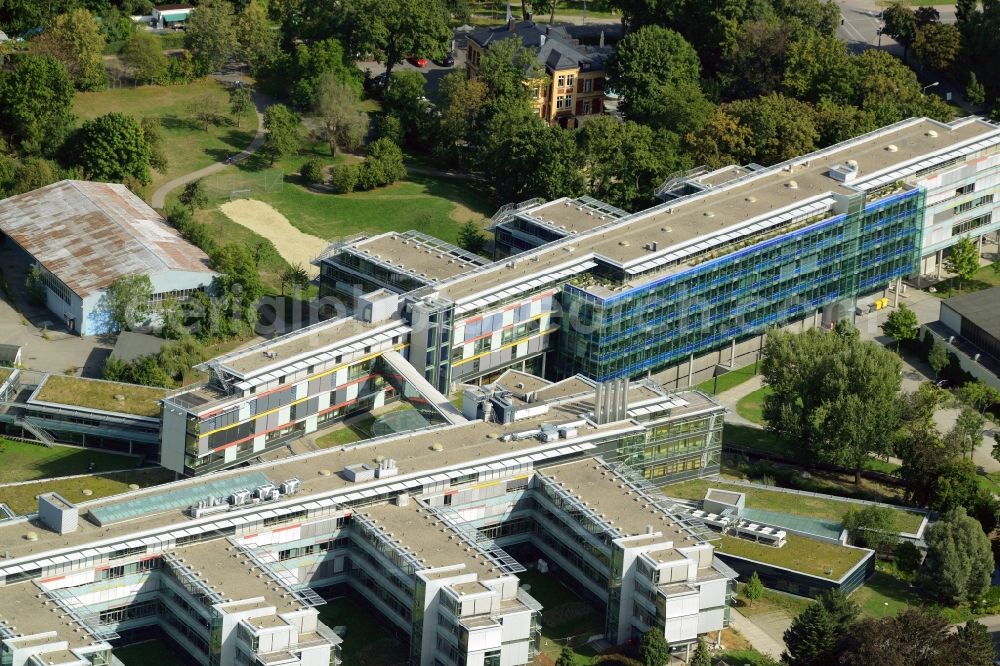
837,0,956,54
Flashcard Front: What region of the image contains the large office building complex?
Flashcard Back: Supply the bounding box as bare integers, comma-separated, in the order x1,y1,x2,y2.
0,378,735,666
79,114,993,477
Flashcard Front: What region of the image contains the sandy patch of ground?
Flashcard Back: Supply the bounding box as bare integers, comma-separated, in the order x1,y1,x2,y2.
219,199,329,276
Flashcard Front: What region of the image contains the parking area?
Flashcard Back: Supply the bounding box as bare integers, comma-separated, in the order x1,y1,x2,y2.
356,31,469,101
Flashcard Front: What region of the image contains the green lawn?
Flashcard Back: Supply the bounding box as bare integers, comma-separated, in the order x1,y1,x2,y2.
715,648,780,666
114,638,193,666
1,466,176,515
736,386,771,425
316,594,408,666
718,534,867,580
928,262,1000,299
74,78,258,198
0,437,141,484
852,571,922,618
664,478,925,534
696,364,759,395
736,583,813,620
517,569,606,665
199,145,494,246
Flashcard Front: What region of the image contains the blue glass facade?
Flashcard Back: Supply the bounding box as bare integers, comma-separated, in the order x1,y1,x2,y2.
556,188,926,380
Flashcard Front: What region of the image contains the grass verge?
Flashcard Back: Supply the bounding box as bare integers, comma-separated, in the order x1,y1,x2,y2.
74,78,258,197
735,386,771,424
0,466,176,514
927,263,1000,299
664,477,924,533
735,583,813,620
0,437,141,485
696,363,759,395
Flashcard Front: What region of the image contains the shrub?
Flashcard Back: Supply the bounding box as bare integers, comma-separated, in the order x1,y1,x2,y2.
329,164,358,193
356,160,386,191
300,158,326,185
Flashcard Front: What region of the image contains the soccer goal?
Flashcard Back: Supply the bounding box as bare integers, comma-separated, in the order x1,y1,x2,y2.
229,188,252,201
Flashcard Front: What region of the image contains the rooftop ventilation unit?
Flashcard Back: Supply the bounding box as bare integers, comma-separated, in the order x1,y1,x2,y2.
886,144,898,152
786,180,798,189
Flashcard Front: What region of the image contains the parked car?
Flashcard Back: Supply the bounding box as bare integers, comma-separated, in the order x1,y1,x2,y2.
409,56,429,68
435,53,455,67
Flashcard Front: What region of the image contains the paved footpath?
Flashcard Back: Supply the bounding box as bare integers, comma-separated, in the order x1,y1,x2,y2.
150,83,270,210
729,609,786,659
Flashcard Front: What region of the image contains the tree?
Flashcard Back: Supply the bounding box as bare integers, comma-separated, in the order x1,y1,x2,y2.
279,264,310,295
184,0,236,75
235,0,276,74
915,6,940,27
0,55,75,155
314,73,368,155
928,337,950,377
229,85,254,129
721,20,791,100
638,628,670,666
966,72,987,108
179,179,208,210
579,117,688,210
782,602,837,666
914,23,962,71
956,620,998,666
188,94,225,131
744,571,763,608
436,72,487,163
74,112,153,185
882,3,918,62
993,433,1000,466
761,328,902,482
210,244,265,306
944,236,980,292
300,159,325,185
358,138,405,189
346,0,451,82
842,505,899,553
489,122,584,202
839,608,956,666
263,104,302,165
947,406,986,459
121,31,167,84
608,26,701,124
723,94,819,166
921,507,993,604
25,265,47,305
690,637,711,666
956,0,977,25
329,165,359,193
555,646,574,666
101,274,154,333
881,303,919,351
290,38,361,109
956,380,1000,415
457,221,488,256
782,31,854,104
31,9,106,90
383,69,429,141
141,118,168,174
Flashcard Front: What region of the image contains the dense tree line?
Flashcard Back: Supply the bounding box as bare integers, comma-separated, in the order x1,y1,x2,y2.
783,589,996,666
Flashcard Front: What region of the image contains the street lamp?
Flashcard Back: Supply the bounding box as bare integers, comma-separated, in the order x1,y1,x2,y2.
923,81,940,94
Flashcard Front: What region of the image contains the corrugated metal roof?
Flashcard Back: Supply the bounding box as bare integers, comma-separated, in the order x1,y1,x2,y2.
0,180,213,297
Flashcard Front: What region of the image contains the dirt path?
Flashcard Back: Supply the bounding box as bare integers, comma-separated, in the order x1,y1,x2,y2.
218,199,329,276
